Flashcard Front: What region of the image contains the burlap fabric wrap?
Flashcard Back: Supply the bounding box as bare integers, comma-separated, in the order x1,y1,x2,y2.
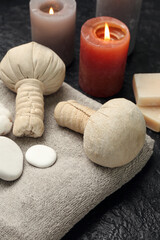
0,81,154,240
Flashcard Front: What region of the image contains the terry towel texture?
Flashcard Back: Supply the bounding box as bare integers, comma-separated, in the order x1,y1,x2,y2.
0,81,154,240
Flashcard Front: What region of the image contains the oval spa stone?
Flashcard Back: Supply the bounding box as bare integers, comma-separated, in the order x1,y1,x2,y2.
0,136,23,181
25,145,57,168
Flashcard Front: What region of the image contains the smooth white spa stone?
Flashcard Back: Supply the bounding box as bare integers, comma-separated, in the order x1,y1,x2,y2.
25,145,57,168
0,115,12,135
0,103,13,135
0,137,23,181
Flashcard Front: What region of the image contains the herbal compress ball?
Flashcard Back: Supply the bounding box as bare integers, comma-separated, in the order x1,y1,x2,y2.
0,42,65,137
54,98,146,168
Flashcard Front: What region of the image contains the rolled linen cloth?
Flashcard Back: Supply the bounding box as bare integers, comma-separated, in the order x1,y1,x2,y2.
0,81,154,240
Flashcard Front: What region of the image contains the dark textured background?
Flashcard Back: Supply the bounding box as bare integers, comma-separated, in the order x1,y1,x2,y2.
0,0,160,239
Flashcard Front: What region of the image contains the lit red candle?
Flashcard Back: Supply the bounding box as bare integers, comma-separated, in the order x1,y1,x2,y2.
79,17,130,97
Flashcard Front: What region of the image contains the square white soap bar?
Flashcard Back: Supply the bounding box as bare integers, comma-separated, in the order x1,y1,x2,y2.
133,73,160,106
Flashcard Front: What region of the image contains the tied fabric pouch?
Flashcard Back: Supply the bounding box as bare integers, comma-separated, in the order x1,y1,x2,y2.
0,81,154,240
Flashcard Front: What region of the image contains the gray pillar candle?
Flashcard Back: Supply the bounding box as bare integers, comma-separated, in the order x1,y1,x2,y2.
30,0,76,66
96,0,142,54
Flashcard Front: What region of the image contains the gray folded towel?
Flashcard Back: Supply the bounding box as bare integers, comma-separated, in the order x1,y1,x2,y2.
0,81,154,240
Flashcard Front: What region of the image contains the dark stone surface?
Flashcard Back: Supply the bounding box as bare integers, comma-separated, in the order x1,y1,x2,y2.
0,0,160,239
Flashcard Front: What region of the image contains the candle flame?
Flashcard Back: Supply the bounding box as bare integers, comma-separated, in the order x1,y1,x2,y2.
104,23,110,40
49,7,54,15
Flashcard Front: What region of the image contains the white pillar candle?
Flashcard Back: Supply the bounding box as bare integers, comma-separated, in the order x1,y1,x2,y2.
96,0,142,54
30,0,76,66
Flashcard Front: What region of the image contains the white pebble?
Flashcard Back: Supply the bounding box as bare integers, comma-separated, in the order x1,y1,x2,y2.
25,145,57,168
0,116,12,135
0,137,23,181
0,103,13,135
